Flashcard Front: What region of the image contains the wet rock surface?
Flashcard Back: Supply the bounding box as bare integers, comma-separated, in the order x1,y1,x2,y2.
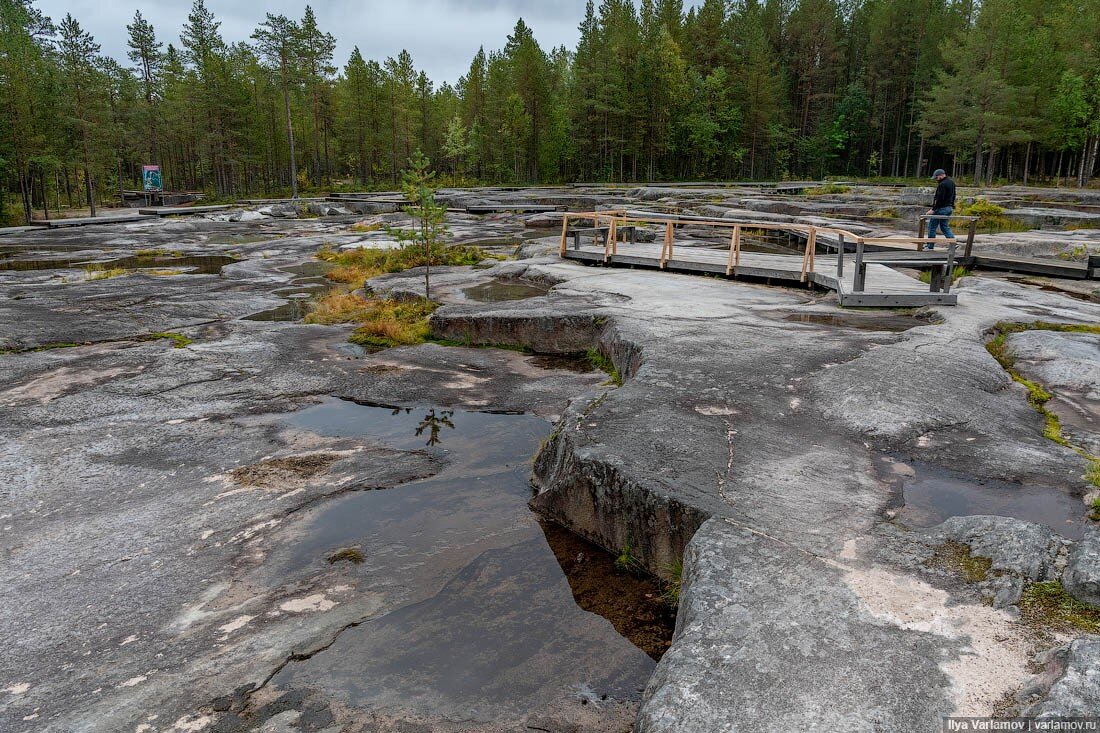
1064,529,1100,606
2,185,1100,732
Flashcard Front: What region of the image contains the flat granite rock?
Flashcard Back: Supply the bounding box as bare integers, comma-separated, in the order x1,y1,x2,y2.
923,515,1072,608
637,519,957,732
1064,528,1100,606
1023,636,1100,718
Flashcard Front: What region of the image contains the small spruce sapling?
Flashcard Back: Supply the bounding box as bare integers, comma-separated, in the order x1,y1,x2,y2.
392,150,449,300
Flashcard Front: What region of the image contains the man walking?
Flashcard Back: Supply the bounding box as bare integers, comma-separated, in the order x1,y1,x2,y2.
925,168,957,250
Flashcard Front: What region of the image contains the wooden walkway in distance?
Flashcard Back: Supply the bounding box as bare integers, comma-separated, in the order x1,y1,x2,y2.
563,242,957,307
137,205,232,217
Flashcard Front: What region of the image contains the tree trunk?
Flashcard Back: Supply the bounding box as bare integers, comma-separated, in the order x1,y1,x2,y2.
1023,142,1032,186
40,168,49,220
283,76,299,199
19,169,32,224
973,137,983,187
85,167,96,217
1085,136,1100,186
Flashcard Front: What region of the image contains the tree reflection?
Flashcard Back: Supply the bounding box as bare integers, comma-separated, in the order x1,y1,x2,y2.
415,409,455,446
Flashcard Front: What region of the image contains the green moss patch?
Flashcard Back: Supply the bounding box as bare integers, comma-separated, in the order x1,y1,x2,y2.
317,243,487,285
140,332,193,349
985,321,1100,487
1019,581,1100,634
327,547,366,565
926,540,993,583
586,348,623,386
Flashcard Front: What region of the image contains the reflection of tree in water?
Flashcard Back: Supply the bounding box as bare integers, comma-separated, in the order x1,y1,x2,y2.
416,409,455,446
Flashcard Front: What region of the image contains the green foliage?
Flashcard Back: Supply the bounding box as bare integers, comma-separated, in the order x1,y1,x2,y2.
918,266,971,284
660,558,683,608
614,539,644,575
392,151,449,299
141,332,193,348
348,298,440,349
1019,581,1100,634
956,199,1028,233
1059,244,1090,261
1,0,1099,209
316,242,486,285
804,183,850,196
84,266,128,281
327,547,365,564
957,199,1005,219
586,347,623,386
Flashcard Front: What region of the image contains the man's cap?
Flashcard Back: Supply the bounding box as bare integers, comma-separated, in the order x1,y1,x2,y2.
932,169,947,179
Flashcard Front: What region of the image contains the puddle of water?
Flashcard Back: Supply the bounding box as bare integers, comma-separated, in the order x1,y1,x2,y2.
462,279,550,302
243,300,313,322
280,261,334,278
243,266,336,322
203,233,282,245
528,354,597,373
785,312,929,332
877,456,1086,539
268,398,658,723
541,521,675,660
0,254,238,274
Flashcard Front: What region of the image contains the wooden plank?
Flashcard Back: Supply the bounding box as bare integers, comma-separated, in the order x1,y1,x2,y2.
970,254,1089,280
30,214,148,228
562,239,948,307
137,205,232,216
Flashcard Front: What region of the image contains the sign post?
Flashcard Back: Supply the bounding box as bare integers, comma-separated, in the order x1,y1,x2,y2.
142,165,162,207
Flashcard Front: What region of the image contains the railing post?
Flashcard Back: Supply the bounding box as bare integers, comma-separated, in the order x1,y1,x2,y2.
807,228,817,278
854,239,866,292
559,215,569,256
965,219,977,259
836,234,845,278
661,221,672,268
917,216,925,240
726,225,741,276
607,218,618,261
943,242,958,294
801,228,817,282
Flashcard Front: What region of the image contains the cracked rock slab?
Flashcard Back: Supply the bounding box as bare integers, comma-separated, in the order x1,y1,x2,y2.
1064,528,1100,607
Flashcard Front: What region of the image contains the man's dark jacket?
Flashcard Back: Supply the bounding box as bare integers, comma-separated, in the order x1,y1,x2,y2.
932,177,957,210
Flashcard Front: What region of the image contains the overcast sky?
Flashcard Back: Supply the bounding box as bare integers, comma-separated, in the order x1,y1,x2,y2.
31,0,627,85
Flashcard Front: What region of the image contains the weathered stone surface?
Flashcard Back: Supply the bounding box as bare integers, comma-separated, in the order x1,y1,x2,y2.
921,515,1072,607
809,277,1098,489
1064,528,1100,606
1008,331,1100,400
7,183,1100,732
638,519,998,732
930,515,1070,582
1022,637,1100,718
524,211,565,228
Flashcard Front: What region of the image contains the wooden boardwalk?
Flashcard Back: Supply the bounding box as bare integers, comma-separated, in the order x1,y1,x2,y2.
559,210,960,307
564,242,956,307
29,214,148,228
137,205,232,217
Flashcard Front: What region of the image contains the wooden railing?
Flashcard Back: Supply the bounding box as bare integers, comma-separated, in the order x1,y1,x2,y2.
917,214,980,258
558,210,965,293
